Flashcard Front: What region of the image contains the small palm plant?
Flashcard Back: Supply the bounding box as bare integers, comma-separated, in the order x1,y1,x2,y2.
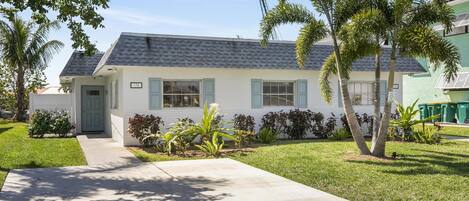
195,131,234,157
186,103,232,142
391,100,438,140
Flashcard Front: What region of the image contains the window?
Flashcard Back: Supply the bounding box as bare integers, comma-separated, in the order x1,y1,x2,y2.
348,81,374,105
163,80,200,107
263,81,294,106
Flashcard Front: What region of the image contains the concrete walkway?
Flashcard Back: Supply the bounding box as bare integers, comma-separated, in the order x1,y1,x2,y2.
76,134,141,165
0,159,345,201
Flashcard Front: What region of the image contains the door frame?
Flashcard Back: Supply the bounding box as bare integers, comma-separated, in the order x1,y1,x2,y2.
81,85,105,133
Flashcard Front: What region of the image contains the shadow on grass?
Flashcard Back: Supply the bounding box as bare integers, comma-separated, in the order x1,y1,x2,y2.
347,149,469,176
0,127,12,135
0,163,231,200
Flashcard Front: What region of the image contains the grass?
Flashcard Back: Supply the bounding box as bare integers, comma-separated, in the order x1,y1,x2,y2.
434,126,469,137
130,139,469,201
0,121,86,189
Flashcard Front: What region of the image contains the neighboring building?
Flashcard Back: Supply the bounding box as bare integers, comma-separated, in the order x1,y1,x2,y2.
403,1,469,112
60,33,423,146
36,86,66,94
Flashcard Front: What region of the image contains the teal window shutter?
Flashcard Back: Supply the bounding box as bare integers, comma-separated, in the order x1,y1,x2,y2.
149,78,162,110
203,78,215,105
338,81,343,108
251,79,263,109
379,80,387,106
296,79,308,108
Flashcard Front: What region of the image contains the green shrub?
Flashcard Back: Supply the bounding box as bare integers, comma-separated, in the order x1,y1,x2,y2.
158,118,197,155
285,109,314,139
257,128,277,144
391,100,438,139
29,110,53,138
128,114,164,146
328,128,351,140
51,112,73,137
233,114,256,148
413,127,442,144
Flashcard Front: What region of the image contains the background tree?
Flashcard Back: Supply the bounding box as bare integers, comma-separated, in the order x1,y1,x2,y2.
0,0,109,54
0,15,63,121
260,0,372,154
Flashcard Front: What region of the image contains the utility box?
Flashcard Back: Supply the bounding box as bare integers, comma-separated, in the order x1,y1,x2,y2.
457,102,469,124
441,102,457,123
427,103,442,123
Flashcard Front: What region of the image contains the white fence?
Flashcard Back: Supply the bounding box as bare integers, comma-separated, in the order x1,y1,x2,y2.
29,93,72,119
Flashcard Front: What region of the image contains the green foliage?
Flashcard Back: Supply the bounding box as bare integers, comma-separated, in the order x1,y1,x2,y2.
0,15,62,121
391,100,438,137
1,0,109,54
128,114,164,146
29,110,53,138
286,109,314,139
195,131,234,157
328,128,352,140
29,110,72,137
413,127,441,144
157,118,197,155
257,128,277,144
233,114,256,148
184,104,232,143
51,111,73,137
260,111,287,134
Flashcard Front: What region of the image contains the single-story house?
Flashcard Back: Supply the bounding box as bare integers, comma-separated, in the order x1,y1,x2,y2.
59,32,424,146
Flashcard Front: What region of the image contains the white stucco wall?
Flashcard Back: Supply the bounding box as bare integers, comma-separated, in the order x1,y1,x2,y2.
103,66,406,146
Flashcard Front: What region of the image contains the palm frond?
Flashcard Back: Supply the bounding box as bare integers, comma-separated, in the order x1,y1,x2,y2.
319,53,337,104
260,0,314,46
296,20,327,68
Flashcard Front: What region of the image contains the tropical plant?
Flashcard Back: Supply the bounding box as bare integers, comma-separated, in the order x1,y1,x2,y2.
285,109,314,139
195,131,234,157
260,111,288,135
184,103,233,143
233,114,256,148
323,113,337,138
413,127,441,144
128,114,164,146
311,112,326,138
1,0,109,54
328,128,352,140
260,0,372,154
0,15,63,121
257,127,277,144
159,118,197,155
391,100,438,140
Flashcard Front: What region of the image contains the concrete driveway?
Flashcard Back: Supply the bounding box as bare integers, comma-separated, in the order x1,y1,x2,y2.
1,159,345,201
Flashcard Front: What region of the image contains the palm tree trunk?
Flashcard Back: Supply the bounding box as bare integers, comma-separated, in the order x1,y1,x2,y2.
14,69,26,121
372,45,397,157
371,48,381,147
330,31,371,155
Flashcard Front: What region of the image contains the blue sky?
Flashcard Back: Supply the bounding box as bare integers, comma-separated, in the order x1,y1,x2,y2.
37,0,315,85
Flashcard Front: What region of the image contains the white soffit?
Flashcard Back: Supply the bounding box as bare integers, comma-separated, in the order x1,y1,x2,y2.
436,72,469,89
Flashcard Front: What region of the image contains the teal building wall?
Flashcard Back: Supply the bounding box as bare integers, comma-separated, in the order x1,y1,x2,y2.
403,1,469,110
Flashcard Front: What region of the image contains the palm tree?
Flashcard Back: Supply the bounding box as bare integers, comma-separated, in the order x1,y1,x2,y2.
320,0,459,157
0,15,63,121
260,0,372,154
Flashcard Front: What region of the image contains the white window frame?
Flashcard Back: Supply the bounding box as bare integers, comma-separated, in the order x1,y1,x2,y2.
162,79,201,108
262,80,296,107
348,81,374,106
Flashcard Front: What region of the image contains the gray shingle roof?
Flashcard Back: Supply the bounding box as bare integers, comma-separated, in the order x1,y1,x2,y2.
62,32,425,76
60,51,104,76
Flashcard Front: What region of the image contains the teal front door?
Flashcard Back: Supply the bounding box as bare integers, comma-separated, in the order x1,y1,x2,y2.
81,85,105,132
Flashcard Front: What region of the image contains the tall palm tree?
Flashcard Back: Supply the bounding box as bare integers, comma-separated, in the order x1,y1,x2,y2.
0,15,63,121
320,0,460,157
260,0,372,154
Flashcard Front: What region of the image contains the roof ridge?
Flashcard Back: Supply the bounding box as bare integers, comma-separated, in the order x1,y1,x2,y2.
120,32,335,45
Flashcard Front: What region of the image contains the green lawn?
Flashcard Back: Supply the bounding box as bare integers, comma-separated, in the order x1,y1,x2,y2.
435,126,469,137
133,140,469,201
0,122,86,189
